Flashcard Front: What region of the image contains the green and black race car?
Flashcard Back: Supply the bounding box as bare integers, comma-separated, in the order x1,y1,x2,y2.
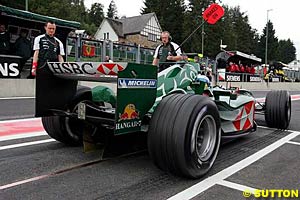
36,61,291,178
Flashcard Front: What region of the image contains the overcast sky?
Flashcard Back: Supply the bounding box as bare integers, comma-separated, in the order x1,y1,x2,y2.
85,0,300,60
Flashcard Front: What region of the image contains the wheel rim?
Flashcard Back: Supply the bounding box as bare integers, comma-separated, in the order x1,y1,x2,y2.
192,115,217,162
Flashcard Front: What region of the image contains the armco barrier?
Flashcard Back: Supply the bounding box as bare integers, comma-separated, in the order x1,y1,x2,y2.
0,79,35,98
0,79,116,98
1,79,300,98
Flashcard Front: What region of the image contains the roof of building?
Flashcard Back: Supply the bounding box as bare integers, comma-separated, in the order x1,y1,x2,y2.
107,18,124,37
106,13,156,37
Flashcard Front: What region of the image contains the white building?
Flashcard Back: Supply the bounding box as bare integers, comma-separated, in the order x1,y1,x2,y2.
288,60,300,70
95,13,162,48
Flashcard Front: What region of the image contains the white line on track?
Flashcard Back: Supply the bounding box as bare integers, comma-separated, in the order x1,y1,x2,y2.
0,96,35,100
286,141,300,146
217,180,258,193
0,174,48,190
0,139,55,150
0,131,47,142
167,130,300,200
256,125,278,131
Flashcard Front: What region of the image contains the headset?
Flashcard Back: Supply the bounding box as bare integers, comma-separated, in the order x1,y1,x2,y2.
161,31,172,42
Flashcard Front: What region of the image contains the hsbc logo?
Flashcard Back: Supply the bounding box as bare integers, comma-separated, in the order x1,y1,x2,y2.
48,62,126,76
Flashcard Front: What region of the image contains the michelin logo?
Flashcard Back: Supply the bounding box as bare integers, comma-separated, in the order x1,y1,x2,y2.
118,78,157,88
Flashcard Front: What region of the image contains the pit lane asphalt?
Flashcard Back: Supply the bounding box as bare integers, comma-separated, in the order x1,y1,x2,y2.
1,91,300,200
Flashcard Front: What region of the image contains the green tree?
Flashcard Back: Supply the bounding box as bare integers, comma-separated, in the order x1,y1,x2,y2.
258,21,278,63
88,3,104,27
142,0,186,43
28,0,87,22
27,0,100,34
229,7,255,53
183,0,214,51
277,39,296,63
0,0,26,9
107,0,118,19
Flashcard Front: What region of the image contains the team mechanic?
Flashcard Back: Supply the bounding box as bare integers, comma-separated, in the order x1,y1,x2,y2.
152,31,183,72
32,21,77,116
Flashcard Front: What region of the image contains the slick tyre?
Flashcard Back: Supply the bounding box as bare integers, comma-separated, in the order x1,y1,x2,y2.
148,94,221,178
265,90,291,129
42,86,92,146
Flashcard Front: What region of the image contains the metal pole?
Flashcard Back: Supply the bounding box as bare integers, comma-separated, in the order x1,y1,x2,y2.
175,20,206,52
25,0,28,11
102,40,106,62
201,8,204,55
265,9,272,67
136,44,141,64
109,40,113,61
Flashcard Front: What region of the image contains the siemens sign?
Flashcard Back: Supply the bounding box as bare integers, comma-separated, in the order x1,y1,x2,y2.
0,55,21,78
118,78,157,89
225,73,241,82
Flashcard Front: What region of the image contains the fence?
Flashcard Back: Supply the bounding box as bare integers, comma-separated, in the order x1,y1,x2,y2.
66,36,155,64
218,71,263,82
285,69,300,81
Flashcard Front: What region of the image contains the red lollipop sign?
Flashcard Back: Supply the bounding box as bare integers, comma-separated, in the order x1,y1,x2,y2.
202,3,224,24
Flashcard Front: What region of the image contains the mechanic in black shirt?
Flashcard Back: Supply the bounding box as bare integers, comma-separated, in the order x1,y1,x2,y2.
31,21,65,76
152,31,183,72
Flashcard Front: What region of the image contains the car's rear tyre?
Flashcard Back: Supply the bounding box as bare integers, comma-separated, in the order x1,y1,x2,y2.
148,94,221,178
42,86,92,146
265,90,291,129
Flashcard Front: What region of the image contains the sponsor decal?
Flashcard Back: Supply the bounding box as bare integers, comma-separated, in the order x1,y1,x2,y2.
233,101,254,131
116,103,141,130
97,63,124,75
272,77,280,82
0,63,19,77
118,78,157,88
118,104,139,121
48,62,125,76
115,120,142,130
226,74,241,82
249,76,261,82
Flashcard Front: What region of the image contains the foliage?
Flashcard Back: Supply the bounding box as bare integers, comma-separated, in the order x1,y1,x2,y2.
0,0,25,9
142,0,186,43
88,3,104,27
257,21,278,63
258,21,295,64
107,0,118,19
2,0,297,61
277,39,296,63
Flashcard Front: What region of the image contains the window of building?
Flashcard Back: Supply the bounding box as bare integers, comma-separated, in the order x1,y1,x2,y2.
103,32,109,40
141,16,161,41
148,33,157,42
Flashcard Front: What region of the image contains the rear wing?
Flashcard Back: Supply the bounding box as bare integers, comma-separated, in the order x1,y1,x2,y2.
36,62,158,135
